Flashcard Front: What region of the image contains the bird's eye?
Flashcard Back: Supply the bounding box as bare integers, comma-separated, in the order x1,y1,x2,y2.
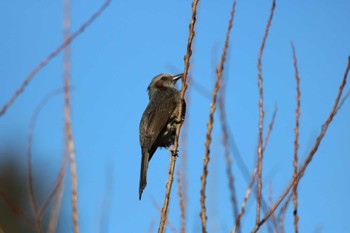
161,76,166,81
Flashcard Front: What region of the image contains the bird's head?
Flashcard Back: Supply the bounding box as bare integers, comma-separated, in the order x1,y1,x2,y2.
147,73,183,98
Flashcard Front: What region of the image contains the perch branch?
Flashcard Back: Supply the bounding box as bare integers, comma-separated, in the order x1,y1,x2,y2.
157,0,199,232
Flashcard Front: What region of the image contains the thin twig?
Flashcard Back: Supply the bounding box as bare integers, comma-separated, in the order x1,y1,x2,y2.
146,220,156,233
256,0,276,223
62,0,79,232
39,151,68,219
178,76,191,233
291,42,301,233
191,78,212,99
231,166,256,233
336,88,350,113
252,106,278,231
177,170,186,233
231,106,278,233
27,89,64,233
277,192,293,233
152,198,178,233
226,108,277,230
262,105,278,152
157,0,199,232
251,56,350,233
0,0,111,117
200,2,236,232
218,77,239,231
171,61,264,228
165,64,211,100
47,149,68,233
268,184,279,233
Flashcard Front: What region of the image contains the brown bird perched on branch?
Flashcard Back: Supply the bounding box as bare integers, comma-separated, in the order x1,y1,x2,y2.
139,73,186,200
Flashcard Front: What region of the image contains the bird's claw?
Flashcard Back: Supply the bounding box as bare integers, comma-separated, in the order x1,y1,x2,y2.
172,116,185,125
171,148,179,157
179,116,185,124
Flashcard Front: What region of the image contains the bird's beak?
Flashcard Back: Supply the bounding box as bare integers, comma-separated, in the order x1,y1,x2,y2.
173,73,183,81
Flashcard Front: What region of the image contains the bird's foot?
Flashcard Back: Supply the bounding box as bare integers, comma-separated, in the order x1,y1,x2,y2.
176,116,185,124
166,147,178,157
171,116,185,125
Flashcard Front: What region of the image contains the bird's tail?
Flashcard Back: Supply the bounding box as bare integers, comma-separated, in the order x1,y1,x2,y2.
139,149,149,200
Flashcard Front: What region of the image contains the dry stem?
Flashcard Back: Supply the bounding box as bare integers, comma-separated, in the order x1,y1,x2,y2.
262,105,278,152
0,0,111,117
291,42,300,233
231,166,256,233
39,151,68,219
152,198,178,233
27,89,64,233
232,105,278,233
177,170,186,233
157,0,199,232
256,0,276,223
62,1,78,232
47,151,68,233
251,56,350,233
277,192,293,233
178,78,191,233
146,220,156,233
219,77,239,229
336,87,350,113
268,183,279,233
200,2,236,232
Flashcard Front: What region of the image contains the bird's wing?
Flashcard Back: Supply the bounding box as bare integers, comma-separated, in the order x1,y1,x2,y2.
140,90,179,148
139,89,181,200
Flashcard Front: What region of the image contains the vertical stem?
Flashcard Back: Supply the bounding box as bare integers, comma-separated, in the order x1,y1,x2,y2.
251,56,350,233
157,0,199,232
291,42,301,233
63,0,79,232
177,169,186,233
256,0,276,223
200,1,236,232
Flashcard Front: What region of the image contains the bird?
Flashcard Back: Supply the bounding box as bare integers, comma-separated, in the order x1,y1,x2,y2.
139,73,186,200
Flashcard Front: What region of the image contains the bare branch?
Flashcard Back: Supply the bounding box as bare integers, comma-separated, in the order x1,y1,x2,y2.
291,42,301,233
262,105,278,152
39,151,68,219
62,0,79,232
251,56,350,233
218,75,239,231
268,183,279,233
0,0,112,117
27,89,64,233
232,105,278,233
46,149,68,233
231,166,256,233
200,1,236,232
277,192,293,233
256,0,276,223
157,0,199,232
177,170,186,233
152,198,178,233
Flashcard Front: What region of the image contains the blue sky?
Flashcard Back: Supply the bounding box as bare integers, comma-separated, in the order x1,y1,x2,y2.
0,0,349,232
